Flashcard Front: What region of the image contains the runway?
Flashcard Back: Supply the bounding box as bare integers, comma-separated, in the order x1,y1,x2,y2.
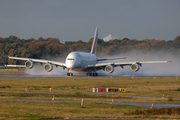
0,74,179,78
0,74,65,78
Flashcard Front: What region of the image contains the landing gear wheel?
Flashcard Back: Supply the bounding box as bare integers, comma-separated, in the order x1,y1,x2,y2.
93,73,98,76
67,73,73,76
86,73,91,76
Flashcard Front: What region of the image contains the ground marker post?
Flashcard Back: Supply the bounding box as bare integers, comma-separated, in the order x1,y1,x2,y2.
81,98,83,107
52,95,55,101
49,88,52,92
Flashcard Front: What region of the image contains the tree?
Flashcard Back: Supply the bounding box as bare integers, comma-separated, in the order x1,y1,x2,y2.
173,35,180,48
138,43,150,53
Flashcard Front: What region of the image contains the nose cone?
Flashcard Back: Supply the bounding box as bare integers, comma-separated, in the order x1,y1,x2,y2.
65,52,80,69
66,62,74,69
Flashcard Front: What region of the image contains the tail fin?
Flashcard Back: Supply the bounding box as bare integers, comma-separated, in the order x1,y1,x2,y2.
90,27,98,54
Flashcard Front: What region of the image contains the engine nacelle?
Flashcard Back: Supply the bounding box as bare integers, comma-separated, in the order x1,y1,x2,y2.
130,63,140,72
44,63,53,72
25,60,33,69
105,65,114,73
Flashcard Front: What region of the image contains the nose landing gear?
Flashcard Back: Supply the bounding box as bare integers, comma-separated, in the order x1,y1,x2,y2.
67,69,73,76
67,72,73,76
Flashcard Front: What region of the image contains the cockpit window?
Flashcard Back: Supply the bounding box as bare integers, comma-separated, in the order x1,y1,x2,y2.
67,58,75,60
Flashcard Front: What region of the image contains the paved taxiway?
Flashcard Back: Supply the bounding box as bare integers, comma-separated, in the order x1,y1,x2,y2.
0,90,180,108
1,90,180,100
1,74,180,108
0,98,180,108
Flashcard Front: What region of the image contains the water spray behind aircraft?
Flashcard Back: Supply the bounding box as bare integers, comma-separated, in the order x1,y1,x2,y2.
25,51,177,77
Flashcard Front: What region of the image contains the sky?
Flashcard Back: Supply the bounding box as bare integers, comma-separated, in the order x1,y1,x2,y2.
0,0,180,43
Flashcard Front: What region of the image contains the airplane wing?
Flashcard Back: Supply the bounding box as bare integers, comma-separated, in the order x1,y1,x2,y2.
8,56,66,67
84,60,171,73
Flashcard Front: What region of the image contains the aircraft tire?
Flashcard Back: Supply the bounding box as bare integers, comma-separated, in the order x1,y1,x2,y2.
93,73,98,76
86,73,91,76
67,73,73,76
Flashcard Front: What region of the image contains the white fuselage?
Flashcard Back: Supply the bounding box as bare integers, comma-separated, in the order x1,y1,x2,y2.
65,52,97,70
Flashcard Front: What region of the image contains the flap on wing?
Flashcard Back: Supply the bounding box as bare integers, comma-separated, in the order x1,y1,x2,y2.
84,62,133,69
139,61,171,63
97,57,127,61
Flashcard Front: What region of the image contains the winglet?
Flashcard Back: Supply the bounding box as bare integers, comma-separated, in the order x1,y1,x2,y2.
90,27,98,54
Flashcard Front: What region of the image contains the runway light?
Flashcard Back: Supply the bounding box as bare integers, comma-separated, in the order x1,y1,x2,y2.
162,94,164,99
52,95,55,100
150,104,153,109
110,99,113,104
49,88,52,92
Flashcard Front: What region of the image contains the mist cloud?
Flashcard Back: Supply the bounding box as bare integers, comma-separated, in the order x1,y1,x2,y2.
98,51,179,77
103,34,118,42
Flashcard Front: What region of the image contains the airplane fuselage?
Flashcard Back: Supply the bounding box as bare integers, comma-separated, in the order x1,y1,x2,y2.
65,52,97,70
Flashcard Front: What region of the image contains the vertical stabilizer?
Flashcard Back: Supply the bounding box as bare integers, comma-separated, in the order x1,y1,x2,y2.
90,27,98,54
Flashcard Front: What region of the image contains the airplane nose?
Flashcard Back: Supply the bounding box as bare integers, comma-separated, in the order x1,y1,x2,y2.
66,62,74,69
65,52,81,69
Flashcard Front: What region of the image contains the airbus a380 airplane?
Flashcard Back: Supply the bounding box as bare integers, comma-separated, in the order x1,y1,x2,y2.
9,27,170,76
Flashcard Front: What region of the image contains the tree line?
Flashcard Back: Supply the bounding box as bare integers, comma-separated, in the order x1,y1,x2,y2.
0,35,180,65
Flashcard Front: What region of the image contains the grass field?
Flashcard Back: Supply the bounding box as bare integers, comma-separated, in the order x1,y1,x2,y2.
0,74,180,119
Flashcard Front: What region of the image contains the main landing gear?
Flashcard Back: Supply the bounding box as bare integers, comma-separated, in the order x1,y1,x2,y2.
86,73,98,76
67,69,98,76
66,72,98,76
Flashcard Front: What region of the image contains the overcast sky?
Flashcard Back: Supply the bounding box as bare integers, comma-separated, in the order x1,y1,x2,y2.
0,0,180,43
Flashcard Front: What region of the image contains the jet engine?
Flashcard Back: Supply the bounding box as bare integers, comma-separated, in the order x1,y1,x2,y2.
130,63,140,72
105,65,114,73
44,63,53,72
25,60,33,69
